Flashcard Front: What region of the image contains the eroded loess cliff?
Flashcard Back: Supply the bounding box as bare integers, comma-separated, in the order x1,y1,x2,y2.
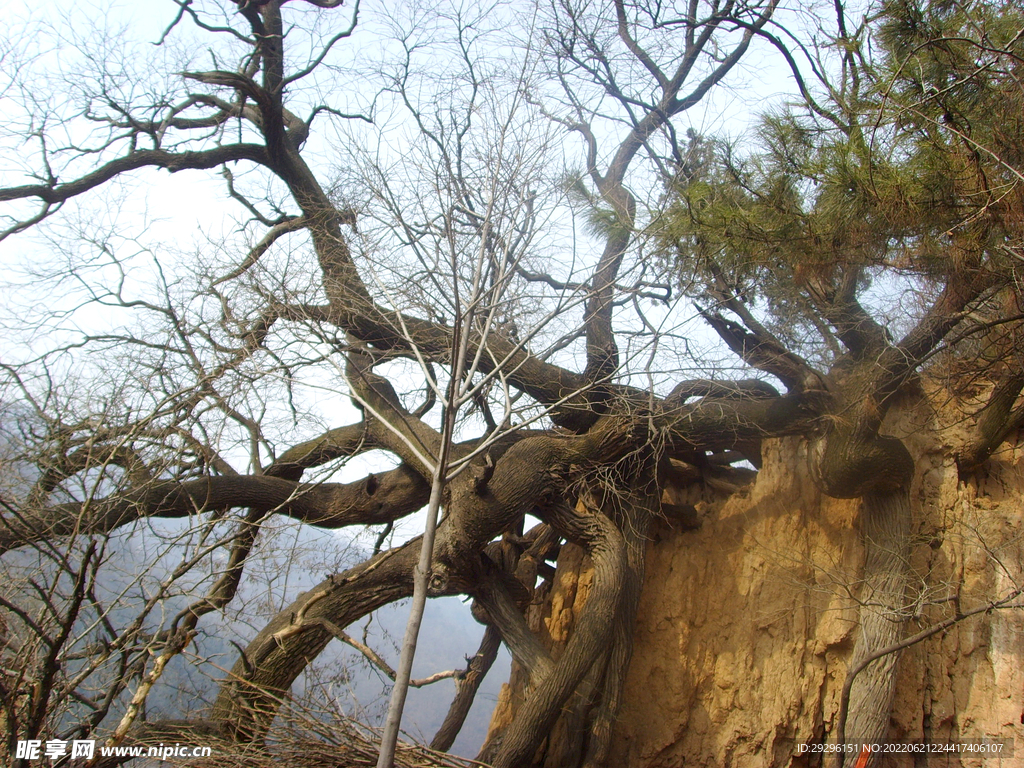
484,386,1024,767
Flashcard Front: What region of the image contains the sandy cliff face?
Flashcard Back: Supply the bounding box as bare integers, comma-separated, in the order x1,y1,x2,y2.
486,389,1024,767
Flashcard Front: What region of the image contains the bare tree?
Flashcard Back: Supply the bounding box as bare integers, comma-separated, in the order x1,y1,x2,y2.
1,1,1022,767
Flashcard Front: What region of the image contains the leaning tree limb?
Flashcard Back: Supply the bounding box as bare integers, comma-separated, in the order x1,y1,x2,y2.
429,626,503,752
210,539,427,741
0,469,431,554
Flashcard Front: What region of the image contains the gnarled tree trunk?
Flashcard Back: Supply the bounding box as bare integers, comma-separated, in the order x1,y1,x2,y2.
486,384,1024,767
